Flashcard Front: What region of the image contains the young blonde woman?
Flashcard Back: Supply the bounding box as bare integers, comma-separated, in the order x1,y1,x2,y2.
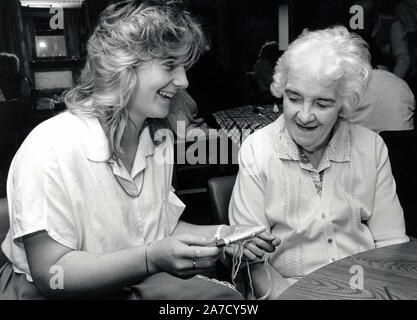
0,0,278,300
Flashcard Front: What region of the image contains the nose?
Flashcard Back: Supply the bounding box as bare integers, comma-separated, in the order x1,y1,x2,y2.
172,66,189,89
297,102,315,124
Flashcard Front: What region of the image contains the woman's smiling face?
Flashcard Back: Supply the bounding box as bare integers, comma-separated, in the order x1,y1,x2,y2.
127,57,189,124
283,64,343,152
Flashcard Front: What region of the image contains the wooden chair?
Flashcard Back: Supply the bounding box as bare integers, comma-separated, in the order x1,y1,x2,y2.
207,175,254,296
207,175,237,225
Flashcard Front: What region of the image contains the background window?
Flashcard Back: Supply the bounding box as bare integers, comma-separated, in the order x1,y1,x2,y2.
35,35,67,58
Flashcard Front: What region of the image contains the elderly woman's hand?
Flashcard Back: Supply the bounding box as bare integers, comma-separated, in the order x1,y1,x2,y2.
242,232,281,261
220,225,280,261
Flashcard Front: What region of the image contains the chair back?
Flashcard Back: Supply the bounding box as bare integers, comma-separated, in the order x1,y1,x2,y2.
380,130,417,237
207,175,237,225
0,198,9,267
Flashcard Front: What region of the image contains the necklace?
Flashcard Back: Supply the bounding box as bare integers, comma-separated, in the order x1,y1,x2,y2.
107,161,144,198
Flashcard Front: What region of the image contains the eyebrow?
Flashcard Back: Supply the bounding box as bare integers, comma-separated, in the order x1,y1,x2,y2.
284,89,336,103
285,89,301,96
315,97,336,103
163,56,189,67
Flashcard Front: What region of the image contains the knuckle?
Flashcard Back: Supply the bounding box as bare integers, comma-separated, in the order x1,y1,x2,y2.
252,238,261,244
244,250,255,261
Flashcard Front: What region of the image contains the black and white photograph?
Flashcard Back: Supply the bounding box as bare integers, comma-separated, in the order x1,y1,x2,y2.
0,0,416,311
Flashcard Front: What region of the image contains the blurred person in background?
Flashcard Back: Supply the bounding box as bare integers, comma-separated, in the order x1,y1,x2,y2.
350,69,415,132
252,41,281,103
0,53,32,106
355,0,410,79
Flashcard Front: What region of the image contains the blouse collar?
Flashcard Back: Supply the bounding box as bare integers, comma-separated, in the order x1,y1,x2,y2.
82,115,156,163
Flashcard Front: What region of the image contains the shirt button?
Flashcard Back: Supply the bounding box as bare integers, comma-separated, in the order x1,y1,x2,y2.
321,213,326,219
328,238,333,243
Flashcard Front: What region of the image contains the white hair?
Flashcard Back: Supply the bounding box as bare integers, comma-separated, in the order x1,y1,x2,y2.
271,26,372,117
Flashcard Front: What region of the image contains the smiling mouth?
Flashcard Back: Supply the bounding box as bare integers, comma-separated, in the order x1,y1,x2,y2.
157,90,175,100
296,123,318,131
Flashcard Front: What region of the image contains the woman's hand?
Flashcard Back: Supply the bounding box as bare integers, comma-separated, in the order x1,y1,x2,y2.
147,234,220,279
242,231,281,261
220,225,280,261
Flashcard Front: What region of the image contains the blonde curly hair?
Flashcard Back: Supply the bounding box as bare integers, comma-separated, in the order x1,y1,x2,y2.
64,0,206,158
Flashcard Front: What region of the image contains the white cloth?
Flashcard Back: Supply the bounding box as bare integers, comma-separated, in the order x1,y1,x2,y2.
1,111,185,281
350,70,415,133
229,115,409,280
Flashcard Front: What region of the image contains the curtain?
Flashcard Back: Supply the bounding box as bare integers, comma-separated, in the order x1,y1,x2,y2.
84,0,114,36
0,0,31,78
64,9,86,59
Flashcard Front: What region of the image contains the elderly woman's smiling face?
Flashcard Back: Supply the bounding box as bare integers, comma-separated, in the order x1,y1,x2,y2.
283,63,343,152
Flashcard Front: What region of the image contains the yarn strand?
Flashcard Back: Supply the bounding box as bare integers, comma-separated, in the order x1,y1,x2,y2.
229,241,272,300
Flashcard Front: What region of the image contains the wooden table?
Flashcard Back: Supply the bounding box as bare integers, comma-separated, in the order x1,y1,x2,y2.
279,241,417,300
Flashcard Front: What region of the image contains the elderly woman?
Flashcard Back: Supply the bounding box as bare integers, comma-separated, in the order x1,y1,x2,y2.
229,26,409,299
0,0,278,300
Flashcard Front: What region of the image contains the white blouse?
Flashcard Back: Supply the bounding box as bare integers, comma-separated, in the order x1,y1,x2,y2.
229,115,409,280
2,111,185,281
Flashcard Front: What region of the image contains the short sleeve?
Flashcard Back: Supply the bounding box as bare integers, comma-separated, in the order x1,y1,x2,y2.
164,190,185,235
367,135,409,247
8,130,78,250
228,136,270,228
